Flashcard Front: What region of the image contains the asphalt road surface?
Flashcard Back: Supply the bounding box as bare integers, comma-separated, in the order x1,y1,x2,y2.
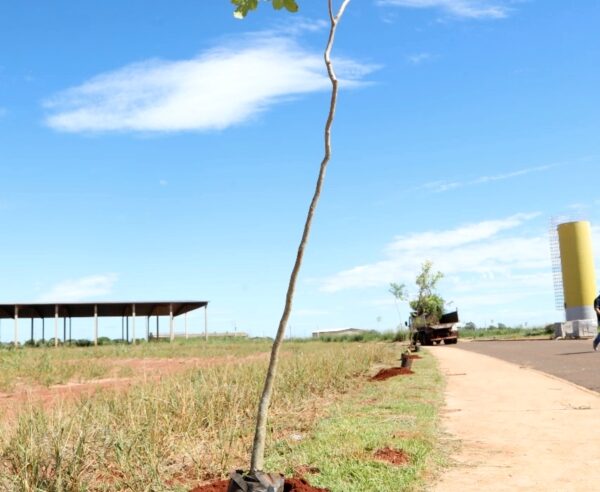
453,339,600,393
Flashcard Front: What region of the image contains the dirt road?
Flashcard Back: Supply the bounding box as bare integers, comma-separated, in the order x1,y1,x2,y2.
430,345,600,491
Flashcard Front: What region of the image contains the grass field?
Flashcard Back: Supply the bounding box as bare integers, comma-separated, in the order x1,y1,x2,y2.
459,326,552,340
0,340,445,491
0,338,273,392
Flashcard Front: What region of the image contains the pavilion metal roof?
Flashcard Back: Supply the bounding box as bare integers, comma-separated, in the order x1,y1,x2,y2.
0,301,208,319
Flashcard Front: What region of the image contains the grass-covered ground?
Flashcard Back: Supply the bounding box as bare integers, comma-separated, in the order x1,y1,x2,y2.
0,340,445,491
459,326,553,340
267,350,446,492
0,338,273,392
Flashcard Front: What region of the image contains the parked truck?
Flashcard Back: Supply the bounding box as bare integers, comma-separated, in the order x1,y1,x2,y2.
411,310,459,346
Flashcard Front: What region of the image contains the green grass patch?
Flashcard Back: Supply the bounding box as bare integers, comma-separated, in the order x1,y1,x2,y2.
266,350,446,492
460,326,553,340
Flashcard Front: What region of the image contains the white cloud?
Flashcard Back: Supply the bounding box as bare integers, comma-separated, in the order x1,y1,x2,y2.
386,212,539,252
319,215,600,326
38,274,118,302
407,52,433,64
420,164,558,193
44,33,375,133
378,0,510,19
320,212,545,293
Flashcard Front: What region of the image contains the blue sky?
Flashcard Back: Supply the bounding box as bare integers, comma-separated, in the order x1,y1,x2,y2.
1,0,599,341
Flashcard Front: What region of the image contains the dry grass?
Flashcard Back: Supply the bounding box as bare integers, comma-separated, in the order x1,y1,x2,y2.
0,339,273,392
0,341,396,491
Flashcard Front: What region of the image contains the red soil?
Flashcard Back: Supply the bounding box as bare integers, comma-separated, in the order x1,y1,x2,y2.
407,355,422,360
189,477,329,492
294,466,320,476
189,480,229,492
371,367,414,381
285,478,329,492
374,447,410,466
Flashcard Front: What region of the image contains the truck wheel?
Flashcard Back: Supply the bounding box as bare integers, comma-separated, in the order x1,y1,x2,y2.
444,338,458,345
434,340,441,345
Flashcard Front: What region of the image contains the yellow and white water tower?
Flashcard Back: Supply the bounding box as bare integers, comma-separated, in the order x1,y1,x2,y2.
557,220,597,321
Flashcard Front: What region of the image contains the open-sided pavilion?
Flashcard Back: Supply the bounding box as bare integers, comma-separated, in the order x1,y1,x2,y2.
0,301,208,346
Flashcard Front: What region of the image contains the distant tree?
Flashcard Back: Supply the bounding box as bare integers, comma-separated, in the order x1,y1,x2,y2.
464,321,477,330
409,261,445,327
389,282,408,302
390,260,446,340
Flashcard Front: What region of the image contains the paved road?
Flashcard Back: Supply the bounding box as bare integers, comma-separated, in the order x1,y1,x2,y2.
452,339,600,392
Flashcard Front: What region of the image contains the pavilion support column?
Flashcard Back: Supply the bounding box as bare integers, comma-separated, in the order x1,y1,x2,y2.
94,305,98,346
156,315,159,339
14,305,19,347
204,305,208,342
121,317,124,342
169,304,174,342
126,317,129,344
146,316,150,341
54,306,58,347
42,318,45,343
30,318,34,345
132,304,136,344
63,317,66,345
69,318,72,344
185,312,188,340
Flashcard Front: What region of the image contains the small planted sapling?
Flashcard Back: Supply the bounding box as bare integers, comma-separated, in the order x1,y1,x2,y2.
226,1,351,490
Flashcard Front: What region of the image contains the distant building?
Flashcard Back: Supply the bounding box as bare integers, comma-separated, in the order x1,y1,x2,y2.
312,328,368,338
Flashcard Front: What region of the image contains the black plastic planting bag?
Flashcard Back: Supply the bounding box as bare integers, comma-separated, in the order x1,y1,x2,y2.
227,470,285,492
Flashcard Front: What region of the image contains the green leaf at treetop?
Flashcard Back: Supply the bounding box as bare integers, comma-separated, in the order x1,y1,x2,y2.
231,0,299,18
283,0,299,13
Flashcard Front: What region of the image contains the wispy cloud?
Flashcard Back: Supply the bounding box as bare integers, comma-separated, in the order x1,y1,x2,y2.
38,274,118,302
420,164,558,193
318,212,590,325
44,32,376,134
386,212,540,252
407,52,433,64
378,0,510,19
0,107,7,118
319,212,545,293
271,18,329,35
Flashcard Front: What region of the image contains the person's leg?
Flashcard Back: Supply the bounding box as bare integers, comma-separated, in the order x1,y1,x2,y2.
593,329,600,351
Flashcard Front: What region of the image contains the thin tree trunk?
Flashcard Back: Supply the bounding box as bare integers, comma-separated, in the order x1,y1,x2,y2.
249,0,351,473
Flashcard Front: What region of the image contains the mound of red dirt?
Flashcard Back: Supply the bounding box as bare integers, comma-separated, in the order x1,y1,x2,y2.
189,477,330,492
285,478,330,491
189,480,229,492
371,367,414,381
374,447,410,466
